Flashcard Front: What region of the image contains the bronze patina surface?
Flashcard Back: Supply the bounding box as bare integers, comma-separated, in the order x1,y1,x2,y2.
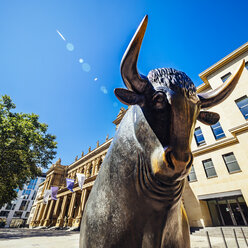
79,15,244,248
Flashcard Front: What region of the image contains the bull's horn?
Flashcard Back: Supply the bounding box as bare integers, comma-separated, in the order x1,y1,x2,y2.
120,15,154,94
198,60,245,108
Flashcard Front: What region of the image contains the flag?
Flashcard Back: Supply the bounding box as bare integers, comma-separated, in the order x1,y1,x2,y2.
66,178,74,192
51,186,59,200
76,173,86,190
43,189,51,204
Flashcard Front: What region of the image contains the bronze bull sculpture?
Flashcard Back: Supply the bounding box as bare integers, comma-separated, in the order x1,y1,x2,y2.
80,15,244,248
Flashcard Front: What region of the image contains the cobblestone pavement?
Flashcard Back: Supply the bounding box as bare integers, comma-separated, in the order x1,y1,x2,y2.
0,228,247,248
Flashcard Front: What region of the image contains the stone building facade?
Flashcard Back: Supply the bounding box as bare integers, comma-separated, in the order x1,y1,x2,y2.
29,108,126,229
184,42,248,227
30,42,248,229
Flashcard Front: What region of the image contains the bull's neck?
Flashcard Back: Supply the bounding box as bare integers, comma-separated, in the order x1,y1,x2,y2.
125,105,185,208
135,152,185,209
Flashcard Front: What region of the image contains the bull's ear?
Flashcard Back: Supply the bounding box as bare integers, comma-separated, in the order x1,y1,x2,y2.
197,111,220,125
114,88,145,106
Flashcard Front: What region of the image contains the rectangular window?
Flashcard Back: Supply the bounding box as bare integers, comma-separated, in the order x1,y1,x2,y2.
22,189,31,199
19,200,27,211
0,211,9,217
187,165,197,182
223,152,241,173
6,203,13,210
211,122,225,140
27,178,38,189
194,127,206,146
235,96,248,120
202,159,217,178
31,191,37,200
245,61,248,70
33,178,38,189
13,211,23,218
221,72,231,83
24,201,30,211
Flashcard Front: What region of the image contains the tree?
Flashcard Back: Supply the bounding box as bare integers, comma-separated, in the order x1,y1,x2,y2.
0,95,57,207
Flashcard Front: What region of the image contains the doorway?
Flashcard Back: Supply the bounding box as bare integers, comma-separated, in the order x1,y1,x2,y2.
207,195,248,226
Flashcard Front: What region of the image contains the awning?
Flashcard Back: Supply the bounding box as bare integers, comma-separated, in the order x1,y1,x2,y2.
198,190,242,200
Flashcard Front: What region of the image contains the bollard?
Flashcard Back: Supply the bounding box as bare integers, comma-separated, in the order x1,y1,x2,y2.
220,227,228,248
206,231,212,248
241,228,248,247
233,229,240,248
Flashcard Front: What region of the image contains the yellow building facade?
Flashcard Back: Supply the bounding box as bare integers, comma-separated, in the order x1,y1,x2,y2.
30,43,248,229
184,42,248,227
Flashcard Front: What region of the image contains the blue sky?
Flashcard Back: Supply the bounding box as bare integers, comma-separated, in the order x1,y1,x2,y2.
0,0,247,167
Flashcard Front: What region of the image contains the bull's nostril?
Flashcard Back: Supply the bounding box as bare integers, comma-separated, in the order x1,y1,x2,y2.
166,151,175,170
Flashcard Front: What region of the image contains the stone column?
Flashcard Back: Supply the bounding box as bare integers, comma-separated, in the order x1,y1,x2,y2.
74,189,88,227
41,180,48,195
30,203,40,227
94,158,100,174
86,164,91,178
36,203,46,226
44,200,55,227
52,197,61,226
47,175,54,190
67,193,77,227
40,200,51,226
91,160,97,176
56,195,68,227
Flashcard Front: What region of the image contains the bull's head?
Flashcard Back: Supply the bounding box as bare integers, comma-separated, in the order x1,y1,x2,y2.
114,15,245,181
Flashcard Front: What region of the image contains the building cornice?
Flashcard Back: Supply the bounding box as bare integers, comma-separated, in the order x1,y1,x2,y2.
192,122,248,156
68,138,113,171
197,42,248,93
192,137,238,156
228,122,248,135
112,107,127,126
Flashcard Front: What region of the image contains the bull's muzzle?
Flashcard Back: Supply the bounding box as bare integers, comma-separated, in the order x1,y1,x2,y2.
164,148,193,171
151,147,193,181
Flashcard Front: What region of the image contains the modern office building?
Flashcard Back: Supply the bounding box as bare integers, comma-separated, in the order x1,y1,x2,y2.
0,175,46,227
29,42,248,229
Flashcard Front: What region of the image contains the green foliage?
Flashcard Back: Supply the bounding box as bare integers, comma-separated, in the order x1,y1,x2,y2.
0,95,57,207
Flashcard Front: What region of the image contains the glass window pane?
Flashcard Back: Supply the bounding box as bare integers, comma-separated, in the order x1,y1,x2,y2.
211,122,225,140
221,72,231,83
235,96,248,120
227,161,240,172
13,211,23,218
223,153,241,173
204,160,213,168
19,200,27,211
194,127,205,146
0,211,10,217
207,200,221,226
238,196,245,203
188,165,197,182
206,167,217,177
203,159,217,178
245,61,248,70
223,153,235,163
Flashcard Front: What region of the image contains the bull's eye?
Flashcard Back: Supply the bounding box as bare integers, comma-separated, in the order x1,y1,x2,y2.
152,92,167,109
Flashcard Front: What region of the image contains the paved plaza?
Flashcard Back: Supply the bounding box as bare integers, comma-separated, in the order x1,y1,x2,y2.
0,228,248,248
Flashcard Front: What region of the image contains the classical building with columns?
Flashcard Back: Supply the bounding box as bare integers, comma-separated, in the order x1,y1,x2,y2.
29,108,126,229
30,42,248,229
